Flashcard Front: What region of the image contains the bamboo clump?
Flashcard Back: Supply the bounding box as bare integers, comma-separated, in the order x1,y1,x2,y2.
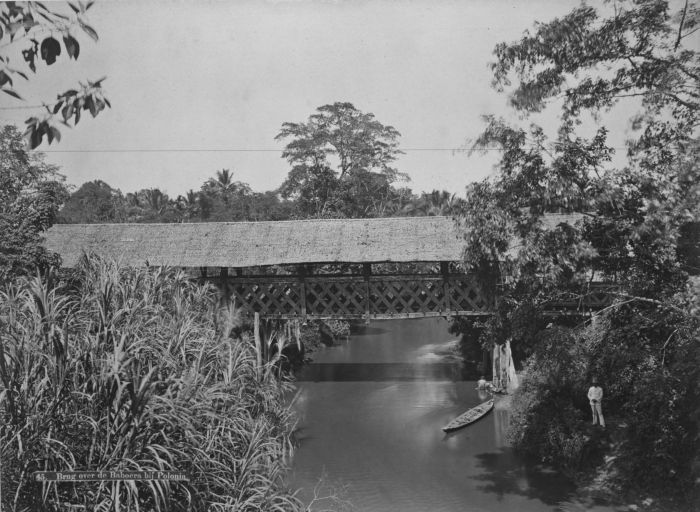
0,254,305,511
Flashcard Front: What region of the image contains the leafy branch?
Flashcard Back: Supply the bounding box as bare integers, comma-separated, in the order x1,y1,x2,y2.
0,1,109,149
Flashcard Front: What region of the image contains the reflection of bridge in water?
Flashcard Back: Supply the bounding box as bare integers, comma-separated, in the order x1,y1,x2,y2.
45,215,611,320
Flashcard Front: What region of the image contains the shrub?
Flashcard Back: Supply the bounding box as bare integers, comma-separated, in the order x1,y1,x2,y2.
508,325,597,475
324,320,350,340
507,291,700,507
0,255,303,511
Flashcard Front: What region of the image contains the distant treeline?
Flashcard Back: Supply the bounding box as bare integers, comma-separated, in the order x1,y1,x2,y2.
57,171,466,224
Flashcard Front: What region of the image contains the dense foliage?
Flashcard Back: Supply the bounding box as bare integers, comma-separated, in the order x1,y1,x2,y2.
0,125,69,283
276,102,408,218
0,256,303,511
455,0,700,507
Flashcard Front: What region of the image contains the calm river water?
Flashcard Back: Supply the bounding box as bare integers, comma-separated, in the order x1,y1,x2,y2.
289,317,614,512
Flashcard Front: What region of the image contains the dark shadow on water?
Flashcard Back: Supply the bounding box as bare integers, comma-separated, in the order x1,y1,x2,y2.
471,449,576,506
297,362,466,381
350,325,388,336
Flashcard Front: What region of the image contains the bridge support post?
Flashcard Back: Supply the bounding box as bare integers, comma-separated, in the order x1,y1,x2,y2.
254,312,262,369
299,265,308,322
440,261,452,317
363,263,371,324
219,267,229,301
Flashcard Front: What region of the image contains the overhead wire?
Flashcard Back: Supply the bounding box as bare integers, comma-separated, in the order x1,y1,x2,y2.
31,146,651,153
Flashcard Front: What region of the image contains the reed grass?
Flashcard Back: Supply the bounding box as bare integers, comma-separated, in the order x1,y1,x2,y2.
0,254,304,511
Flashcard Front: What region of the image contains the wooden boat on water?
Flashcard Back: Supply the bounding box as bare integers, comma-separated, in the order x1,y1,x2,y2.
442,398,494,432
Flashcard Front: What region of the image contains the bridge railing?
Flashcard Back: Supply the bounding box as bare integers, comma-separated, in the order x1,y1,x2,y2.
216,273,493,320
198,272,617,320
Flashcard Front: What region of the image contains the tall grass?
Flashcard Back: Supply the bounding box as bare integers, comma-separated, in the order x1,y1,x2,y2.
0,255,304,511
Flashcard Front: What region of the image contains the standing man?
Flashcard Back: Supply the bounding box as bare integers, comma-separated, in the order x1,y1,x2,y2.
587,377,606,427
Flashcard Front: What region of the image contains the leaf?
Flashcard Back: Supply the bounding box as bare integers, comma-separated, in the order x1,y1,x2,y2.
89,76,107,87
68,2,80,14
63,35,80,60
29,125,43,149
79,21,99,42
40,37,61,65
85,96,97,117
2,88,23,100
62,103,74,123
53,101,64,114
0,70,11,87
50,126,61,143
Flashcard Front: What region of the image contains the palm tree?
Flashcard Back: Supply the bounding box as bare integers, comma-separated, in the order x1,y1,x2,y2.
403,190,464,216
141,188,170,216
176,189,199,221
215,168,235,194
203,169,252,205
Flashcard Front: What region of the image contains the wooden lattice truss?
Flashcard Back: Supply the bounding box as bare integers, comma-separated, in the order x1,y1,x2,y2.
220,272,492,320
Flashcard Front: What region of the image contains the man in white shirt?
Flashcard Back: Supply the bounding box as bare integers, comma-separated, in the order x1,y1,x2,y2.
587,377,606,427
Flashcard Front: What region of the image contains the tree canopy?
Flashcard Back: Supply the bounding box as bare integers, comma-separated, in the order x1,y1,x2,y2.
456,0,699,506
0,125,69,282
57,180,124,223
276,102,408,218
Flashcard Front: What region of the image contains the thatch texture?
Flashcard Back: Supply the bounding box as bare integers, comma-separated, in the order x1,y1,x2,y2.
45,214,583,268
45,217,463,268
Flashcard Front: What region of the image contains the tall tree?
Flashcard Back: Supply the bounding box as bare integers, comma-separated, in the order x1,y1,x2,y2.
57,180,125,223
276,102,407,218
458,0,699,505
1,2,109,148
199,169,253,221
0,125,69,281
201,169,252,204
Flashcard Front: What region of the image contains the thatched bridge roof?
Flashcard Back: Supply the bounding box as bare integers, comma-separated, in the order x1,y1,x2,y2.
44,215,581,268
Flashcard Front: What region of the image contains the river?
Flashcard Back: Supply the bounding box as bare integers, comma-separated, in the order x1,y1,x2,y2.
289,317,614,512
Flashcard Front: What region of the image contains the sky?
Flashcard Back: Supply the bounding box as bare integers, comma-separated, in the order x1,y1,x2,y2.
1,0,630,197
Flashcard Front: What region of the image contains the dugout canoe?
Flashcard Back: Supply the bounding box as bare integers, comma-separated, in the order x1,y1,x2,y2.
442,399,494,432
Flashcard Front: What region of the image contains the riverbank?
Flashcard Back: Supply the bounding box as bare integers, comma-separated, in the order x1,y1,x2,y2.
289,317,616,512
507,368,699,512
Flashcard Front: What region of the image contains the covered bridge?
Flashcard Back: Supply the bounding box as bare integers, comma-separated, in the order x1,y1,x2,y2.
44,215,583,320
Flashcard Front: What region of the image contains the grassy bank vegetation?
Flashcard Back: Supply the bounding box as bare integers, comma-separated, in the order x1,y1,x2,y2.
453,280,699,511
0,255,305,511
506,289,699,508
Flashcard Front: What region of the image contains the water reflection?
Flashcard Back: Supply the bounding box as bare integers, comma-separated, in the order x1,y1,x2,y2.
289,318,613,512
470,449,577,504
494,396,511,448
299,362,465,382
477,389,491,402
